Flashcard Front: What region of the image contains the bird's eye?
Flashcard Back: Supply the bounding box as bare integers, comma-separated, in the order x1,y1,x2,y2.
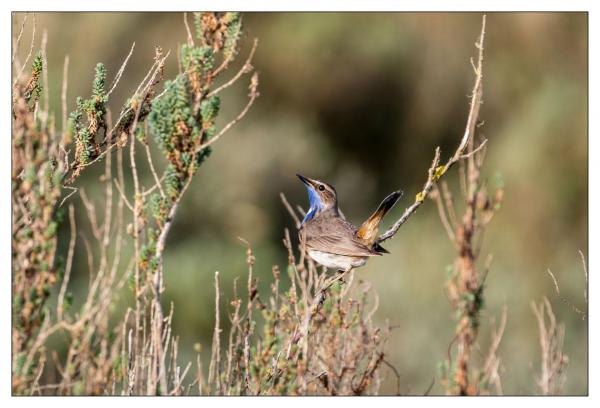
318,185,325,192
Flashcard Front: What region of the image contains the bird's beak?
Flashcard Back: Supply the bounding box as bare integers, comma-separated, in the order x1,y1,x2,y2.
297,173,316,188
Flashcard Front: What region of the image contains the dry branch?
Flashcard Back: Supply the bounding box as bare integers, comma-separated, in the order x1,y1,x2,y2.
531,297,568,395
377,15,487,244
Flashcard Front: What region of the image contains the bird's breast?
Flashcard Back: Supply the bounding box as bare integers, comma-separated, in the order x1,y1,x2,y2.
307,249,368,271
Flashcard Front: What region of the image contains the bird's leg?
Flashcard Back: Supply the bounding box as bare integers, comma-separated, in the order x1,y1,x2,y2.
312,268,352,313
336,269,347,285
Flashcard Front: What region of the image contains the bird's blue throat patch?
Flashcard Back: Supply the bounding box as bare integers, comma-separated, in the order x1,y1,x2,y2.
302,185,322,224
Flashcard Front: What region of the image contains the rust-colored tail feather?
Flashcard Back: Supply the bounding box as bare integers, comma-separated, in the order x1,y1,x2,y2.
356,190,403,246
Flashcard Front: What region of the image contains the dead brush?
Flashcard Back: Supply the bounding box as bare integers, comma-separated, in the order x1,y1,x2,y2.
12,12,258,395
426,16,508,395
199,228,392,395
13,12,585,397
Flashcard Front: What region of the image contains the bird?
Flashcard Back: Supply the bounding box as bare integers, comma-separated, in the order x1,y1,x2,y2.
296,174,402,273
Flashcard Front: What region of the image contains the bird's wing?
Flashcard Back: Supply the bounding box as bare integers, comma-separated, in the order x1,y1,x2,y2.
306,234,381,257
303,217,381,257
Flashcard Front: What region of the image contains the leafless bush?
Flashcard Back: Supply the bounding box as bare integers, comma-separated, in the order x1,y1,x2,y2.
530,251,587,395
198,230,391,395
420,15,507,395
531,297,569,395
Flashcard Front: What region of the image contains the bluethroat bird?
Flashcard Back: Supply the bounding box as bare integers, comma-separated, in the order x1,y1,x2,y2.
297,174,402,273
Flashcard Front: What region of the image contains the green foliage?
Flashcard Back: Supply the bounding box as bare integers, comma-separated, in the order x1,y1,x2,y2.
148,42,218,200
148,77,193,154
44,221,58,239
27,51,44,104
223,12,242,59
77,128,92,164
148,11,243,215
193,13,203,41
64,292,73,311
13,54,67,391
83,63,108,128
200,95,220,124
12,11,260,396
181,43,214,75
164,163,182,200
92,63,107,99
67,97,83,136
31,50,43,75
24,163,36,183
147,193,169,223
135,127,146,144
67,62,109,174
193,12,242,60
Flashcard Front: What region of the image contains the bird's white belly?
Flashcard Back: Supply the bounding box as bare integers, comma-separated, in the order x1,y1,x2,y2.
307,249,367,271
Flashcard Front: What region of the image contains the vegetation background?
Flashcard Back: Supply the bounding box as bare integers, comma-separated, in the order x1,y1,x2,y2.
13,12,587,394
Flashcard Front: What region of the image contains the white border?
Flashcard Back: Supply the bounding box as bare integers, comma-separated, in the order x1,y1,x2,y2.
1,1,595,406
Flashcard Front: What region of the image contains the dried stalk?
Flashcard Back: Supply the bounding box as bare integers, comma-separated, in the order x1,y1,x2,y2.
531,298,568,395
377,15,487,244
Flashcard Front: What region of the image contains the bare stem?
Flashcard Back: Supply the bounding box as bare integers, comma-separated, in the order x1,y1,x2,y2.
377,15,487,244
195,72,259,153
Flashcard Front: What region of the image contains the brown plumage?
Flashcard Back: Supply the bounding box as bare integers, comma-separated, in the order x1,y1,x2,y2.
297,174,402,272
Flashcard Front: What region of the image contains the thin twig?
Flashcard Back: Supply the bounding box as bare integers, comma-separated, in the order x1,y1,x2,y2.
12,13,28,65
459,138,488,160
431,184,456,243
183,13,194,46
59,186,78,208
547,268,586,320
377,15,486,244
423,378,435,396
579,250,587,304
13,13,36,88
195,72,259,154
107,42,136,97
440,180,458,228
207,38,258,98
377,147,441,243
482,304,507,395
382,359,401,395
40,30,49,130
57,204,76,321
61,55,69,135
208,271,222,393
63,50,170,185
210,17,244,78
144,143,166,198
280,192,302,229
113,179,134,212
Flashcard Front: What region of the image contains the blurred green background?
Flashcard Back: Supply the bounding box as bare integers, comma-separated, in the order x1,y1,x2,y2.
14,12,587,395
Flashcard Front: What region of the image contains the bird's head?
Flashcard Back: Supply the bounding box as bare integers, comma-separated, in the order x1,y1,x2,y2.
297,174,338,223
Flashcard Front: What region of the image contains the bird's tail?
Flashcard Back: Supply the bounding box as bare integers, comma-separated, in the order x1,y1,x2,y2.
356,190,403,246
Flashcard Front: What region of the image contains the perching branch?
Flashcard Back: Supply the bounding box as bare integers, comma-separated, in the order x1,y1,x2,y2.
377,15,487,244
